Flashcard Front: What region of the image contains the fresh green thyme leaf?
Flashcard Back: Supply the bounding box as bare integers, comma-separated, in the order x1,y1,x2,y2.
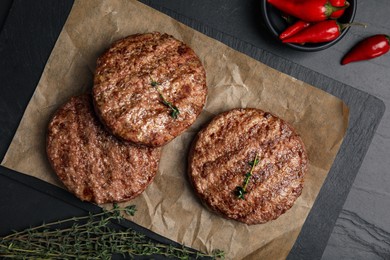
235,186,247,200
150,80,159,87
159,95,180,118
150,78,180,119
235,153,259,200
170,105,180,119
124,205,137,216
0,205,224,259
212,249,226,259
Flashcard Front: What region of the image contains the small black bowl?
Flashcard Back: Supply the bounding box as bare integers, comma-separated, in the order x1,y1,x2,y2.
260,0,357,51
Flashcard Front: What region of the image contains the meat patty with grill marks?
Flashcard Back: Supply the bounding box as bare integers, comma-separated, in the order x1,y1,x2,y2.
188,108,308,225
46,94,161,204
93,32,207,147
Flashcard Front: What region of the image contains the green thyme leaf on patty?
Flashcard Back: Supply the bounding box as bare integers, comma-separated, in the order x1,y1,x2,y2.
161,98,180,119
151,80,159,87
235,153,259,200
150,78,180,119
235,186,247,200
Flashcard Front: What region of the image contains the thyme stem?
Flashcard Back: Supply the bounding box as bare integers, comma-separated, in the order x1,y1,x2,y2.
243,153,258,191
0,205,224,259
235,153,259,199
150,78,180,119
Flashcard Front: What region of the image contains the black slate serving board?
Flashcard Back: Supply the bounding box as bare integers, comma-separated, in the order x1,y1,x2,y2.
0,0,385,259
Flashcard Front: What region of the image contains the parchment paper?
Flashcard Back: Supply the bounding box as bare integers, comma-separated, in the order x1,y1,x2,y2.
1,0,349,259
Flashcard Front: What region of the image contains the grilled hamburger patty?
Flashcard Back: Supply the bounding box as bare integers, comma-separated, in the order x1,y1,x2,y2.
188,108,307,224
93,32,207,147
46,94,161,204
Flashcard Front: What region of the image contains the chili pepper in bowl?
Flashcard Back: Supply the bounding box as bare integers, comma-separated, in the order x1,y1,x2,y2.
267,0,350,22
329,0,347,18
279,20,311,40
341,35,390,65
282,20,347,44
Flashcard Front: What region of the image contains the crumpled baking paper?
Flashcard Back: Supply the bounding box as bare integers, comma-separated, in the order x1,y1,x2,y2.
1,0,349,259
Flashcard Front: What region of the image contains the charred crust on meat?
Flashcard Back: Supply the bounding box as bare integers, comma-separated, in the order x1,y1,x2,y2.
92,32,207,147
46,94,161,204
188,108,308,225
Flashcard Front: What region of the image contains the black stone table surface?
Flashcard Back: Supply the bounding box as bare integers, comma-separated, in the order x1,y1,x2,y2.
0,1,389,259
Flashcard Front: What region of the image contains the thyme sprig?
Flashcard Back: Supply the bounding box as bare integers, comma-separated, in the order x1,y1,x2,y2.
235,153,259,200
150,79,180,119
0,205,224,259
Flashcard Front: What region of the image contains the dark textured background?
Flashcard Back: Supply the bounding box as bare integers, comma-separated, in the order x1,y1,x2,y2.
1,0,389,259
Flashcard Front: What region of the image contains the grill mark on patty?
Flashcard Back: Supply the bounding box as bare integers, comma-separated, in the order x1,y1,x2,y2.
188,108,308,224
96,35,185,96
200,141,298,219
93,32,207,147
195,117,283,173
46,94,161,204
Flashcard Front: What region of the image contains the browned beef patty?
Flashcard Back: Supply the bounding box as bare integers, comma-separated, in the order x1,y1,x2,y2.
188,108,308,224
92,32,207,147
46,94,161,204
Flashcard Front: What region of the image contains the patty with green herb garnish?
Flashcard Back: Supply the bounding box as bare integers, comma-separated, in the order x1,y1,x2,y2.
188,108,307,225
92,32,207,147
46,94,161,204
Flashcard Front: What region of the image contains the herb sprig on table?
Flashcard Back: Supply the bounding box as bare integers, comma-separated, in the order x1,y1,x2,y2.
150,79,180,119
235,153,259,200
0,204,224,259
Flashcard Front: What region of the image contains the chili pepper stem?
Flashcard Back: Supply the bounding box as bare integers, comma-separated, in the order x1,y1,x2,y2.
338,22,367,31
325,1,350,17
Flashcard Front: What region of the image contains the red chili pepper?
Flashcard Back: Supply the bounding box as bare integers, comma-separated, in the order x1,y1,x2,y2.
267,0,349,22
329,0,346,19
279,21,311,40
341,35,390,65
282,20,348,44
